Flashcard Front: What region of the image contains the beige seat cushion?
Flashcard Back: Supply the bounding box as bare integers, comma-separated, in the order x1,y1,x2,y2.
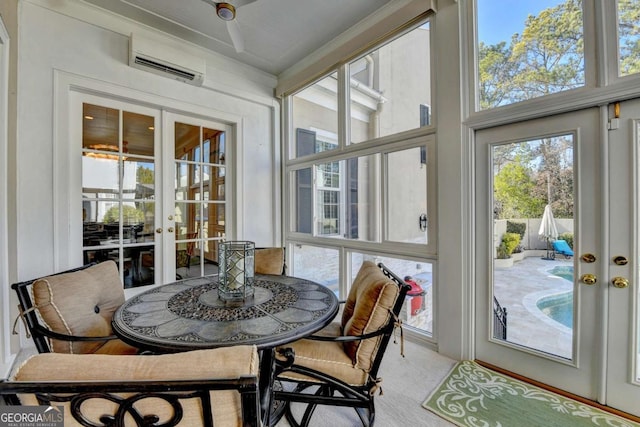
255,248,285,275
13,345,259,427
341,261,399,370
277,262,400,384
277,323,369,386
31,261,137,354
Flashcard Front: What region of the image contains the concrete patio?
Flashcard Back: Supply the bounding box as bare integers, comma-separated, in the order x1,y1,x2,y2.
494,253,574,359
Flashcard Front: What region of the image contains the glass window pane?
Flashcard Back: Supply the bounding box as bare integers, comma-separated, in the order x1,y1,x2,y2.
492,135,575,359
291,73,339,158
477,0,584,110
291,245,339,296
83,103,119,149
123,111,154,156
82,156,119,196
175,161,191,201
350,21,432,143
618,0,640,77
387,147,428,244
350,252,434,336
293,154,377,240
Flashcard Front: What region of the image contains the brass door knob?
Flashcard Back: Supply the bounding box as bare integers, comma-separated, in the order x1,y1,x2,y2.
611,277,629,289
580,274,597,285
580,253,596,263
156,228,163,234
167,227,174,233
613,256,628,266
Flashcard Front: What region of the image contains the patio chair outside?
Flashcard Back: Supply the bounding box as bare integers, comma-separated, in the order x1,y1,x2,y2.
552,239,574,258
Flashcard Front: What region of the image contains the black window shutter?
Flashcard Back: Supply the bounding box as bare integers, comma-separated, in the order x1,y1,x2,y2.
296,129,316,233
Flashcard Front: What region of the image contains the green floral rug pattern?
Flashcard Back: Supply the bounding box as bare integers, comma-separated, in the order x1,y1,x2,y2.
423,360,639,427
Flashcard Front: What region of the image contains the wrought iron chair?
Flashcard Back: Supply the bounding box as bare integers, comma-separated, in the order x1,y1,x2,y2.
255,247,286,275
11,261,138,354
272,261,410,427
0,345,261,427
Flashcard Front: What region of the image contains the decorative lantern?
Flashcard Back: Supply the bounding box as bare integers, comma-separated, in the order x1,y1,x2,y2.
218,241,255,301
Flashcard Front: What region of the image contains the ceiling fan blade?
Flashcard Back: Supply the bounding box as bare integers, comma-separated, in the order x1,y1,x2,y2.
226,20,245,53
234,0,258,8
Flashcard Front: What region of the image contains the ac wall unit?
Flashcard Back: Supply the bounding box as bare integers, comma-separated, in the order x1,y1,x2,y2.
129,34,205,86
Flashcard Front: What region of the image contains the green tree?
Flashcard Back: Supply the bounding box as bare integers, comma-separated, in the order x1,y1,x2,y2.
619,0,640,75
137,165,154,184
103,205,144,224
494,159,545,219
478,0,584,108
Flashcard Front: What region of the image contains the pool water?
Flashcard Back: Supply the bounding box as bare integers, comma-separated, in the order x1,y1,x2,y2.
536,265,574,328
537,292,573,328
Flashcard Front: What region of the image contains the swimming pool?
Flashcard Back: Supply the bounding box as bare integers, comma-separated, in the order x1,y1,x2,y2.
536,265,574,328
536,291,573,328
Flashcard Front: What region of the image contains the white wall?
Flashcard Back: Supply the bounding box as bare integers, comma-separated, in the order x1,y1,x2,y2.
8,0,281,358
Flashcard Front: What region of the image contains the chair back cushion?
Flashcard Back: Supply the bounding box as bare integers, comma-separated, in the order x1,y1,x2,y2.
341,261,400,369
13,346,259,427
31,261,124,354
255,247,285,275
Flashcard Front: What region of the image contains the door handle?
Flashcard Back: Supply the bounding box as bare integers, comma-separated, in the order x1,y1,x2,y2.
419,214,427,231
611,277,629,289
580,274,597,285
156,228,163,234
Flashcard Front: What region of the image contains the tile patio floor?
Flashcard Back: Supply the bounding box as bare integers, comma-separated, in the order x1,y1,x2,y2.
494,254,574,359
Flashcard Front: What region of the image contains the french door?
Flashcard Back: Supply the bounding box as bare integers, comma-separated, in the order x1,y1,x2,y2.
76,94,230,288
475,105,640,415
162,112,230,284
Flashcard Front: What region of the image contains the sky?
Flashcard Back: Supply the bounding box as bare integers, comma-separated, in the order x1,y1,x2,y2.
477,0,565,45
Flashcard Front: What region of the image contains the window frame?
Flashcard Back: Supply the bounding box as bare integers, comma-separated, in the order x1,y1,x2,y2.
282,17,438,337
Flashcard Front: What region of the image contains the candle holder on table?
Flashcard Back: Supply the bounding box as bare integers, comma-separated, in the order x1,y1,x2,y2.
218,241,255,301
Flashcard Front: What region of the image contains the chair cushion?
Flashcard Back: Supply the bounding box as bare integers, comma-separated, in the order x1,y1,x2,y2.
341,261,399,369
31,261,135,354
255,248,285,275
13,346,259,427
277,323,369,386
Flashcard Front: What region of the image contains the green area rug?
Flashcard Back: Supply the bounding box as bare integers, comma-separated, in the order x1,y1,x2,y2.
423,360,639,427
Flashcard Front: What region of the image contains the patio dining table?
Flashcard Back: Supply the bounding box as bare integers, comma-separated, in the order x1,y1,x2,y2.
112,274,339,425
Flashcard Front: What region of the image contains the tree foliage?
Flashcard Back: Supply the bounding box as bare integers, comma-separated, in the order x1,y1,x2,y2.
103,205,144,224
619,0,640,75
479,0,584,108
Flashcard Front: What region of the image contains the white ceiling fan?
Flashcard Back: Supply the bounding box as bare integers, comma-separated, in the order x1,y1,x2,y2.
200,0,258,53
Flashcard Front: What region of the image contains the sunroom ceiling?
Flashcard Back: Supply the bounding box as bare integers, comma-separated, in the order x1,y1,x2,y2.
82,0,392,76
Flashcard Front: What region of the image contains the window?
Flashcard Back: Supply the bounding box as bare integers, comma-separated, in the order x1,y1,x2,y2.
285,17,436,339
618,0,640,77
476,0,585,110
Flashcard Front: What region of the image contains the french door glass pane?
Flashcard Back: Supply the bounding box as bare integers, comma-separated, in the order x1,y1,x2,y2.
174,123,225,278
349,21,432,143
476,0,585,110
350,252,434,336
387,147,428,244
81,103,155,288
618,0,640,77
491,135,575,359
